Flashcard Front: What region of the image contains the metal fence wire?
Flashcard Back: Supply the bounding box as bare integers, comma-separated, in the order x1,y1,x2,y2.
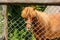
8,5,60,40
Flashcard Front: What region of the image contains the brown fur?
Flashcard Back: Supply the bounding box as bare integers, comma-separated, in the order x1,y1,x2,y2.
21,7,60,40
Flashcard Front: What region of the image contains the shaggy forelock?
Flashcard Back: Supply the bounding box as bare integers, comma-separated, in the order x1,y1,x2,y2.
21,7,37,18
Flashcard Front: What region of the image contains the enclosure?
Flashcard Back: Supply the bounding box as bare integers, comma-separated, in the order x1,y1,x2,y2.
0,0,60,40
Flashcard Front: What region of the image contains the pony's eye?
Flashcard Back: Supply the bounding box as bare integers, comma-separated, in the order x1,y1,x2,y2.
25,18,28,21
33,8,35,10
32,18,35,24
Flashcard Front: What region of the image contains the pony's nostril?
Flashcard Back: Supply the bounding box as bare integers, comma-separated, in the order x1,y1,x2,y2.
26,23,31,27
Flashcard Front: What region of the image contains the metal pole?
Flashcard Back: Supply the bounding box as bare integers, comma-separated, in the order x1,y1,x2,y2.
2,5,8,40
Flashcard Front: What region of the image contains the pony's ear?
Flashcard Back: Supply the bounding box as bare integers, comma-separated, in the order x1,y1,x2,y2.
30,10,37,18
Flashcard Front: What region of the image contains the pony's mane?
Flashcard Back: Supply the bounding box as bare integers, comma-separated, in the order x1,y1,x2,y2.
31,10,50,40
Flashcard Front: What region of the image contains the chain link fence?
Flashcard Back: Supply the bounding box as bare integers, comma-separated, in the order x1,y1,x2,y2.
8,5,46,40
0,3,60,40
8,5,60,40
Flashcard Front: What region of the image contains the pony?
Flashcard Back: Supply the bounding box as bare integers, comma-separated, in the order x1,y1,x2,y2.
21,7,60,40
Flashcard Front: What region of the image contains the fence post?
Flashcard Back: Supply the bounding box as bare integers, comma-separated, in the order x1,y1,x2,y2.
2,5,8,40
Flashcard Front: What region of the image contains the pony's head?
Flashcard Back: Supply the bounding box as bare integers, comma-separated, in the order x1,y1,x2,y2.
21,7,38,31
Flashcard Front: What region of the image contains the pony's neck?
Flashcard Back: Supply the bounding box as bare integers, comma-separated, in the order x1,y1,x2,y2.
34,10,50,40
35,10,49,24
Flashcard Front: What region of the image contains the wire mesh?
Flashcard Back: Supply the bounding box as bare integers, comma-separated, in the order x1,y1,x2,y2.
8,5,60,40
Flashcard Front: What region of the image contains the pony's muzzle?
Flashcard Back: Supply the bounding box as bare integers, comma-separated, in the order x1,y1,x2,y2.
25,22,32,31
